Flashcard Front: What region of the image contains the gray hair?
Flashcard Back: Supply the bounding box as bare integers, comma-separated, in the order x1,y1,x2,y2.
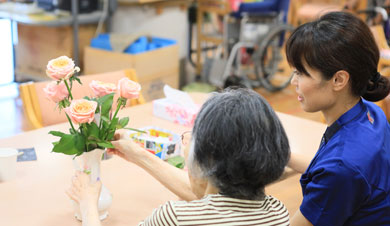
188,88,290,200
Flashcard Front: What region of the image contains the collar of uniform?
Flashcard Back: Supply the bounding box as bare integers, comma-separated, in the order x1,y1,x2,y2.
323,99,364,144
323,121,341,145
336,99,365,126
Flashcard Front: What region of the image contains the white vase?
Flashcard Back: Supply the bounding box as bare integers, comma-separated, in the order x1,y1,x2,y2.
72,148,113,221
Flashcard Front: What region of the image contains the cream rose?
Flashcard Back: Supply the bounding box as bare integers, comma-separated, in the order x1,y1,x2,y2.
65,99,98,124
89,80,117,97
43,81,69,103
46,56,80,80
117,78,141,99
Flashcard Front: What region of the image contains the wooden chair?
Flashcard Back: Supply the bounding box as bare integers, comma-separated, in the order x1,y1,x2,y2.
289,0,342,26
370,25,390,73
289,0,366,26
369,25,390,121
19,69,145,129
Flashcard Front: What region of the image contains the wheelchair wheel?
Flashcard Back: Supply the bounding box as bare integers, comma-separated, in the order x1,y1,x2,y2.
254,24,295,92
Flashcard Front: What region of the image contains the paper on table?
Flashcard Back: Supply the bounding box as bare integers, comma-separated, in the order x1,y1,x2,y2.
17,148,37,162
163,85,198,112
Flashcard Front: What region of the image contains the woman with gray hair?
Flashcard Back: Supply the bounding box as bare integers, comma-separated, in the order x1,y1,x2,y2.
67,88,291,226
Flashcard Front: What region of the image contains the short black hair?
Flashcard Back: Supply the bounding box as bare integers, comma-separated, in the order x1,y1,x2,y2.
190,88,290,200
286,11,390,101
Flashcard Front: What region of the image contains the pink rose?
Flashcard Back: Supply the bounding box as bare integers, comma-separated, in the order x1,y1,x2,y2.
117,77,141,99
46,56,80,80
65,99,97,124
89,80,117,97
43,81,69,103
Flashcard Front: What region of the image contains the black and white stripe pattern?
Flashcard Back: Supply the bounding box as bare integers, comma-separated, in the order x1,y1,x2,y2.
139,194,289,226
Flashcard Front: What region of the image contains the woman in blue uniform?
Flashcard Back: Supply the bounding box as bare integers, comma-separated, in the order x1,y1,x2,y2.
286,12,390,226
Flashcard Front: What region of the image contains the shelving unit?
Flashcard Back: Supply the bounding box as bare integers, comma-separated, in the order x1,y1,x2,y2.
0,0,109,81
118,0,192,14
196,0,230,76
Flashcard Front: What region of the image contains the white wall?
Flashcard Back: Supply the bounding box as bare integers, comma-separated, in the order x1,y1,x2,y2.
111,5,189,59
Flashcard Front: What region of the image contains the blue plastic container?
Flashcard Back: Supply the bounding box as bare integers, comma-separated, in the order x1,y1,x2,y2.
90,34,113,51
90,34,177,54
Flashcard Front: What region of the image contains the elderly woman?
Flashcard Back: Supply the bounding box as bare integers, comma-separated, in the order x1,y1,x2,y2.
67,88,291,226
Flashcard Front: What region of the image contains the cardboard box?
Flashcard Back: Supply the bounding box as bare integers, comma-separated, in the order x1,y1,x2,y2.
126,126,181,160
84,44,179,101
15,24,97,81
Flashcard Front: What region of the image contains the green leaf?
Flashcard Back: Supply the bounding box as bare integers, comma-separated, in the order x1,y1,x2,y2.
106,132,115,141
98,93,114,117
87,122,100,139
49,131,66,137
74,76,82,85
117,117,129,129
74,134,86,152
167,156,185,169
74,151,83,158
86,139,98,151
52,141,59,146
62,99,70,108
108,117,119,131
81,124,88,138
58,101,64,109
87,135,100,141
52,134,85,155
69,128,77,134
101,120,109,133
101,115,110,122
97,141,115,149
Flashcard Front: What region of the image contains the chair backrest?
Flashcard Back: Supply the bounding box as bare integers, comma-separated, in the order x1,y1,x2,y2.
370,25,390,51
236,0,290,22
292,0,347,26
20,69,145,129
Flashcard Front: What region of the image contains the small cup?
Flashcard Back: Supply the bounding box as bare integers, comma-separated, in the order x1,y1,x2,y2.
0,148,20,182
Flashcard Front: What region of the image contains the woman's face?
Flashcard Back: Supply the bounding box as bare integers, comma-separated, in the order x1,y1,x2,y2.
290,64,335,113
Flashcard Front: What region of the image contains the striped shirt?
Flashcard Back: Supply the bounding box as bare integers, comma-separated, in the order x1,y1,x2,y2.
139,194,289,226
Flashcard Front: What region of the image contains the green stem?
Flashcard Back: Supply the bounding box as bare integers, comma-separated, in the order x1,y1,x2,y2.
65,113,76,133
124,127,146,134
63,79,73,100
98,111,103,131
112,98,123,120
81,124,89,151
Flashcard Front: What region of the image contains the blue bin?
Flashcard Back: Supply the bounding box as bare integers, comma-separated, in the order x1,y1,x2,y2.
124,36,148,54
90,34,177,54
90,34,113,51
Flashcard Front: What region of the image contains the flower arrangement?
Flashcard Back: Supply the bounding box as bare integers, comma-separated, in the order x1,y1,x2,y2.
43,56,141,156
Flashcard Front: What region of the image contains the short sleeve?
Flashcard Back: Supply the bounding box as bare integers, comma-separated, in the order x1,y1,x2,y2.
300,160,370,226
138,201,179,226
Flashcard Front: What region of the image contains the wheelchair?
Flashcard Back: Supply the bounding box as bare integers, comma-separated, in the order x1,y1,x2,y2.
207,0,295,92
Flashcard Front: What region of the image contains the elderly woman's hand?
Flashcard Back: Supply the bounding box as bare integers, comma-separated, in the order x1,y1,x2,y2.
107,130,147,164
66,171,102,219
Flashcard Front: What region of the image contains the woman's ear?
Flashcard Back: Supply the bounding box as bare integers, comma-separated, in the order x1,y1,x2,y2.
332,70,350,91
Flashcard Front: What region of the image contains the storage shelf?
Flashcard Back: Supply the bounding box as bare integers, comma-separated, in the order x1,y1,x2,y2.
0,10,105,26
0,1,108,81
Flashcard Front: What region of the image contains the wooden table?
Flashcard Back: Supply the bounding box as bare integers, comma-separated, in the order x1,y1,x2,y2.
0,92,326,225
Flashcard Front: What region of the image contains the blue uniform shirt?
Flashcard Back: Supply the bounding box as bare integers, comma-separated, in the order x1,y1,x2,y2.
300,99,390,226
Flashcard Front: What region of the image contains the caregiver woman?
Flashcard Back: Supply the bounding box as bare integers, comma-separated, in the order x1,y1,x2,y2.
286,12,390,226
